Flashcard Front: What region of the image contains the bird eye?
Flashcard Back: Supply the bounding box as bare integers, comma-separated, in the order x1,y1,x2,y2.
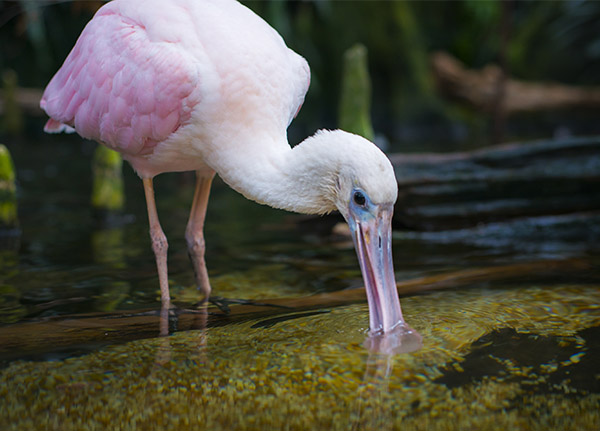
353,191,366,206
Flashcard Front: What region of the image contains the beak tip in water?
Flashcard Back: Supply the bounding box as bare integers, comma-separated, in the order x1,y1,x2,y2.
349,202,422,354
364,323,423,355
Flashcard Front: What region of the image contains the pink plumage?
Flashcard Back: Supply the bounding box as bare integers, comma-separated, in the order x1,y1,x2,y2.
41,4,198,157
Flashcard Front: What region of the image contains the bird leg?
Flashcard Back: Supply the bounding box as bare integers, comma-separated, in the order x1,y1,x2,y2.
142,178,170,304
185,171,215,303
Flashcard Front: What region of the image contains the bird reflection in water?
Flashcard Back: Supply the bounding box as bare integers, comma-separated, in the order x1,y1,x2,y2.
154,302,209,368
352,353,398,431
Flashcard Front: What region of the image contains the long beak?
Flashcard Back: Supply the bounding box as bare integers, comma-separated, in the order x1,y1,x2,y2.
349,204,403,333
349,204,422,353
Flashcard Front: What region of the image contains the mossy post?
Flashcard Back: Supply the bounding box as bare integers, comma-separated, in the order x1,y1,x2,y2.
338,44,375,141
91,145,124,218
0,144,18,229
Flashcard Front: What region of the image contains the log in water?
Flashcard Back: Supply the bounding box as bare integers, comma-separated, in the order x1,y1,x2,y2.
391,137,600,230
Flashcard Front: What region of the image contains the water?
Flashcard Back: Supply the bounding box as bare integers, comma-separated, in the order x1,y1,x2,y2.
0,137,598,430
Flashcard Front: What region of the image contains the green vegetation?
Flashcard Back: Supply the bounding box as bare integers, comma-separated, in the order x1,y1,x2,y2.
0,144,17,228
91,145,124,213
338,44,374,141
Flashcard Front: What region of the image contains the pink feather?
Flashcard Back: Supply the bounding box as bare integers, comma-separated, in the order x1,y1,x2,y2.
40,7,198,156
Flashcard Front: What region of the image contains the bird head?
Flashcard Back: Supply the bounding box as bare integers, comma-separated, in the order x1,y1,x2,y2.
301,130,416,350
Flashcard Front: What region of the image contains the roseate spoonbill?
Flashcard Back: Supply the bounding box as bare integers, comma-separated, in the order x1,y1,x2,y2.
40,0,417,344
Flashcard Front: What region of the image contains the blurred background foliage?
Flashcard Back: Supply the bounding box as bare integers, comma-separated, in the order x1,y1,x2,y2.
1,0,600,151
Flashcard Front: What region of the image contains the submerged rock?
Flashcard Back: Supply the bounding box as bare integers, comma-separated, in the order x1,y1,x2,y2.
0,283,598,430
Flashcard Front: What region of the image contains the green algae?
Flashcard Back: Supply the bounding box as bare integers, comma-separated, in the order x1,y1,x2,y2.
1,283,598,430
91,145,124,213
0,144,18,228
171,263,319,303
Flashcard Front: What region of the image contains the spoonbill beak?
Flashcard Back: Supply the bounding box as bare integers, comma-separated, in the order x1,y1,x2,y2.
347,202,422,353
348,204,402,332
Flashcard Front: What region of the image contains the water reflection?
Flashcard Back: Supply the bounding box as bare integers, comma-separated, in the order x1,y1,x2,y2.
154,304,172,366
0,248,24,324
90,226,131,312
352,353,396,431
155,301,209,367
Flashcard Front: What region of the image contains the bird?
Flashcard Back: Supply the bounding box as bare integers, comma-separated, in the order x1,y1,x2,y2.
40,0,415,341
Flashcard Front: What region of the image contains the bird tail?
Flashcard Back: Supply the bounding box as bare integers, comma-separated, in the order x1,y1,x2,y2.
43,118,76,134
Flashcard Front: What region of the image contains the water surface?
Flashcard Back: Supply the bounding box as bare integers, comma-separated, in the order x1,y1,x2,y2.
0,137,598,430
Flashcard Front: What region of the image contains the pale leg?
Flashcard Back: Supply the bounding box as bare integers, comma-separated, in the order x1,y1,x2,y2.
186,171,215,302
142,178,170,304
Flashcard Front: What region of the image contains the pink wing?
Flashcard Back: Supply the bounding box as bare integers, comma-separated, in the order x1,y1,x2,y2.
40,7,199,156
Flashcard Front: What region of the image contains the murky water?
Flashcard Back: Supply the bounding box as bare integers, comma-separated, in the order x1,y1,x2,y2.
0,137,598,430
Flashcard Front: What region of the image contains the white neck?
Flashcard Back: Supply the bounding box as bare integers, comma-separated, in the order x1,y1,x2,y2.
206,131,339,215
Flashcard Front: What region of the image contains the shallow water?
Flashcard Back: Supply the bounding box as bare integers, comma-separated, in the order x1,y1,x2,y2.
0,137,599,430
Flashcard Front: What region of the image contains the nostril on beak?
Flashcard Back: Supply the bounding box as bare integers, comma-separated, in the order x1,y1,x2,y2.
378,236,382,249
